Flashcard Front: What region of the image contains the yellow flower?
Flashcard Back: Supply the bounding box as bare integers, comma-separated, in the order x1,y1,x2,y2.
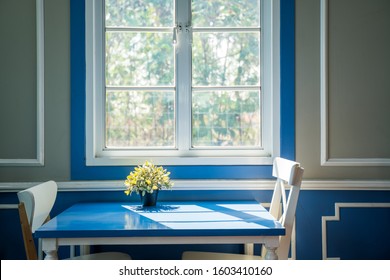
123,161,173,196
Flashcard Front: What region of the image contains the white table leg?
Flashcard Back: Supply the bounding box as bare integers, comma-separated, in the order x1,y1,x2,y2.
41,238,59,260
44,250,59,260
264,246,278,260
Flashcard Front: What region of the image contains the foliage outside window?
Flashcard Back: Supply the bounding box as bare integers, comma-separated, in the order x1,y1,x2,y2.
86,0,280,166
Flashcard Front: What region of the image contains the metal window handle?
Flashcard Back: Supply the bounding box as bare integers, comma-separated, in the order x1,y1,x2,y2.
185,24,193,44
174,23,192,46
173,26,177,45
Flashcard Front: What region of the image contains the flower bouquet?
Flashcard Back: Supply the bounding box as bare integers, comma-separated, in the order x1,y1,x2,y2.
124,161,173,206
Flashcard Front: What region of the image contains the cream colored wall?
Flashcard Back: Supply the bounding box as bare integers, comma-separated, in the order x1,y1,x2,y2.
296,0,390,179
0,0,70,181
0,0,389,181
0,0,37,160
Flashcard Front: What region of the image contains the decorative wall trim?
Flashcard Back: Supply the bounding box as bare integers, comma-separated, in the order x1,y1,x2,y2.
320,0,390,167
0,180,389,192
0,204,18,210
0,0,44,167
302,180,390,191
321,202,390,260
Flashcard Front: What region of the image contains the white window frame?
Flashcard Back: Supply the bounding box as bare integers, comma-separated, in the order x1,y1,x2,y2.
85,0,280,166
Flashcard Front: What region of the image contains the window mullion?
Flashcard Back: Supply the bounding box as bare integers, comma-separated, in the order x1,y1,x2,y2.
176,0,192,153
85,0,278,166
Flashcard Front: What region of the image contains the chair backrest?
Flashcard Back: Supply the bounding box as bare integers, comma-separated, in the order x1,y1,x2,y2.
17,181,58,259
264,157,304,260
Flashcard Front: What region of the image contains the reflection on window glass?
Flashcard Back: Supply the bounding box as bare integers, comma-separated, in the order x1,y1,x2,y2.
192,0,260,27
192,32,260,86
104,0,262,150
192,91,260,147
192,0,261,148
106,91,175,147
105,0,174,27
106,32,174,87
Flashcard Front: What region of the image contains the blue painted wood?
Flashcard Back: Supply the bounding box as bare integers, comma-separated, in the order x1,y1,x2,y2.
70,0,87,180
295,190,390,260
280,0,295,160
34,201,285,239
70,0,295,180
327,207,390,260
1,189,390,259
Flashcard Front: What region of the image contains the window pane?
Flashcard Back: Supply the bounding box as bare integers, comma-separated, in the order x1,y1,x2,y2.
192,32,260,86
106,32,174,86
192,91,260,147
192,0,260,28
106,91,175,147
105,0,174,27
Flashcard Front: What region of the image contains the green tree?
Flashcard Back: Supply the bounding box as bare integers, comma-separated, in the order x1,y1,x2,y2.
105,0,261,148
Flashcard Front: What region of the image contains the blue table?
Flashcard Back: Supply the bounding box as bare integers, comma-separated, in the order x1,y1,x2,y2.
35,201,285,260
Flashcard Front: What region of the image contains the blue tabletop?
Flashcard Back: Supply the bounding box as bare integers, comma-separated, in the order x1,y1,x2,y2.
35,201,285,239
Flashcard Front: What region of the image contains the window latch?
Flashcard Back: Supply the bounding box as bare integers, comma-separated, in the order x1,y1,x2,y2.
173,24,179,45
174,23,192,46
185,24,192,45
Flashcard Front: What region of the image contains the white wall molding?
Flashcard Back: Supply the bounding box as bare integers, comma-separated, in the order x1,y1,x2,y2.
0,0,45,166
302,180,390,191
0,180,389,192
320,0,390,167
321,202,390,260
0,204,18,210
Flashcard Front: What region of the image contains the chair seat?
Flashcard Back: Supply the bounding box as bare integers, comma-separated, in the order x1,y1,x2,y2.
182,251,263,260
67,252,132,260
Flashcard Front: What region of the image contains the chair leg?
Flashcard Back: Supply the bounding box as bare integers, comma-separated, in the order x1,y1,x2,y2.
18,203,38,260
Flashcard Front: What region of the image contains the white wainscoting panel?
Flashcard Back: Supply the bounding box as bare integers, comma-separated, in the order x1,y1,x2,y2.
320,0,390,167
321,202,390,260
0,0,44,166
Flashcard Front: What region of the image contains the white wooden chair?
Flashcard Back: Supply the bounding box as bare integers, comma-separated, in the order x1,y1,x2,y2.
17,180,131,260
182,157,304,260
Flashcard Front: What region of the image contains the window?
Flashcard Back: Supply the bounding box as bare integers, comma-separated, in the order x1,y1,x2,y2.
85,0,280,166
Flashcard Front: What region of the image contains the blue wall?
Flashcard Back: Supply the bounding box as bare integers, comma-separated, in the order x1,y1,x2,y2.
1,0,389,261
1,189,389,260
70,0,295,180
